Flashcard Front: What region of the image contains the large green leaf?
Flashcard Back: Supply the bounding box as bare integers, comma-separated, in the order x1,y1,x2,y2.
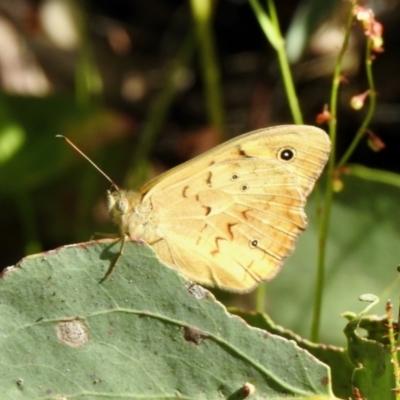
0,240,334,399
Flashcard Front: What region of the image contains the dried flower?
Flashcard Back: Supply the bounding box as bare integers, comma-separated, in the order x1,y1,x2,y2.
350,90,370,110
333,176,344,192
316,104,331,124
367,130,385,152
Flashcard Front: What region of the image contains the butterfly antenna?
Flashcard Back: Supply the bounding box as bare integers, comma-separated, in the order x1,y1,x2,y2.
56,135,120,192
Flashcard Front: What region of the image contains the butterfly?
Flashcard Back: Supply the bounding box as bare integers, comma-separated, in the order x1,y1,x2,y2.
105,125,331,292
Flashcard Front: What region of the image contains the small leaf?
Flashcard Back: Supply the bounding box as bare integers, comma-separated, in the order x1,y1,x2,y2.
344,311,394,400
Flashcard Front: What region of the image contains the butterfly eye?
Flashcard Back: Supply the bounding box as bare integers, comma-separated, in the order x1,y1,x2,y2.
116,198,129,213
278,147,296,161
240,184,248,191
249,239,259,249
231,174,239,181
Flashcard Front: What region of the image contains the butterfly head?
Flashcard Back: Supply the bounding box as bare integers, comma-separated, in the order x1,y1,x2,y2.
107,189,145,234
107,189,130,220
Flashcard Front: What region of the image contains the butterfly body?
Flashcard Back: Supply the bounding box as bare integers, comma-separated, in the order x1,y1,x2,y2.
108,125,331,292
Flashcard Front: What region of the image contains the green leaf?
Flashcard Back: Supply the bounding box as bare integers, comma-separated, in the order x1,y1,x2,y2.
344,309,394,400
230,309,354,400
1,240,334,399
249,0,282,50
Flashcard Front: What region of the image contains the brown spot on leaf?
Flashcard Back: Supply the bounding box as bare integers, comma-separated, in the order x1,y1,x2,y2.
320,375,330,386
183,326,207,345
56,318,89,348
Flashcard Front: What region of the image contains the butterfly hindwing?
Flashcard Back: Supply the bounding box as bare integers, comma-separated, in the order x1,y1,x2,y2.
150,159,307,291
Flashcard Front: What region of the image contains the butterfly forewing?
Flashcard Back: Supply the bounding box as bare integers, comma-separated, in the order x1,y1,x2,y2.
142,125,330,198
237,128,330,196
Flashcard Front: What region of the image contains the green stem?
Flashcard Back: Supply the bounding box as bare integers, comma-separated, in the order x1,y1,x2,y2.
349,164,400,188
190,0,226,141
310,5,355,342
337,38,377,167
255,283,267,313
266,0,279,26
276,44,303,124
249,0,303,124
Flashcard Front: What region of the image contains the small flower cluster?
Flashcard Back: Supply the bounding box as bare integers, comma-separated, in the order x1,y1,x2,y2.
353,5,384,53
316,2,385,192
349,5,384,111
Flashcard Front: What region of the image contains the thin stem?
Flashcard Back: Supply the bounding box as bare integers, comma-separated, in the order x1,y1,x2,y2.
248,0,280,50
310,5,355,342
337,38,377,167
267,0,303,124
266,0,279,26
189,0,226,141
249,0,303,124
276,44,303,124
349,164,400,188
255,283,267,313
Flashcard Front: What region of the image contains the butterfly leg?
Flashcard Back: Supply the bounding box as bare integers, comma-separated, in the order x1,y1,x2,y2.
99,234,127,283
